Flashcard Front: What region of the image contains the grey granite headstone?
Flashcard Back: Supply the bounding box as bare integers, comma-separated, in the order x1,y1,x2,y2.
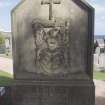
11,0,95,105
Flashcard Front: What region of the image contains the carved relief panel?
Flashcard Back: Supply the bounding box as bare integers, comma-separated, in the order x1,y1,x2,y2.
32,19,71,75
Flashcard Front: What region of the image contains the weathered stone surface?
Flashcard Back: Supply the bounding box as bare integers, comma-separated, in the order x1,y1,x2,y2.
12,0,94,80
11,0,95,105
12,81,95,105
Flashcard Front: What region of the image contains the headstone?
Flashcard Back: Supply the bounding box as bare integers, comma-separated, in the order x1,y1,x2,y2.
94,53,105,72
11,0,95,105
0,44,5,54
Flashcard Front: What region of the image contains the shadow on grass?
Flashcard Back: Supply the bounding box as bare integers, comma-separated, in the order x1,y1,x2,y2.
0,76,13,86
96,96,105,105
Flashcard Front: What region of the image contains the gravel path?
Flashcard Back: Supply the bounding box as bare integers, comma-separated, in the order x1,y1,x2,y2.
94,80,105,105
0,57,13,74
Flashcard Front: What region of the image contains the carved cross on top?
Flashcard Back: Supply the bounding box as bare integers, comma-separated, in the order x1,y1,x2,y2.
41,0,61,20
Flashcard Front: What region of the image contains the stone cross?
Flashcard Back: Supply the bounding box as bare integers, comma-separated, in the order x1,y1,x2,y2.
41,0,61,20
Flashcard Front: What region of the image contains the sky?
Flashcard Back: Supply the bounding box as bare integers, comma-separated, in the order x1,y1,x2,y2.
88,0,105,35
0,0,20,32
0,0,105,35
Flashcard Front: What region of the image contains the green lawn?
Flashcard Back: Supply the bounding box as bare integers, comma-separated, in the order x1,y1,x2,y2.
0,71,13,86
93,72,105,80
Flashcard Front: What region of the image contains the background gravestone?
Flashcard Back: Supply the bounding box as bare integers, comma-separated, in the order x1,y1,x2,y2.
11,0,95,105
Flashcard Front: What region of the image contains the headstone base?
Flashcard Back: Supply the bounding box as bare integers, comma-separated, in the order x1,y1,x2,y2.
12,80,95,105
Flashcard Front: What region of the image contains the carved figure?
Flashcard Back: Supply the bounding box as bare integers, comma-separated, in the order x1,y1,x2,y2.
32,20,70,74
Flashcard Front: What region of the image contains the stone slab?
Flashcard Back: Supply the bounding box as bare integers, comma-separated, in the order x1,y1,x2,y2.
12,81,95,105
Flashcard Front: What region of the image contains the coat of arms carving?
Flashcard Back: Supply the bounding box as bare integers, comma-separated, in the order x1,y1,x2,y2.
32,19,71,75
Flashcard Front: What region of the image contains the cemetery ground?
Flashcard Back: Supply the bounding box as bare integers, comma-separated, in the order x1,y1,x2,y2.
94,72,105,80
0,56,13,85
0,57,13,75
0,53,12,59
0,70,13,86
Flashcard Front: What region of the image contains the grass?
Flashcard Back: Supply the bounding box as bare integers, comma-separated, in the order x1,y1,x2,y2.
0,70,13,86
93,71,105,80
